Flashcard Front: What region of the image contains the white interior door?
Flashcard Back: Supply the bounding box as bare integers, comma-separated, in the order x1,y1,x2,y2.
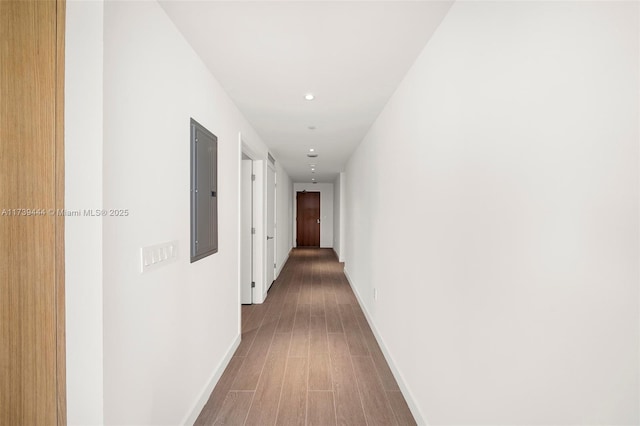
266,165,276,289
240,158,253,304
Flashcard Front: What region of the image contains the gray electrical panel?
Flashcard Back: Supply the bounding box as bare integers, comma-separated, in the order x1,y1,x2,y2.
190,118,218,262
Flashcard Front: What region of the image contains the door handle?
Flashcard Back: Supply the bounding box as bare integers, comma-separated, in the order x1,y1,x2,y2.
267,236,274,240
317,219,320,224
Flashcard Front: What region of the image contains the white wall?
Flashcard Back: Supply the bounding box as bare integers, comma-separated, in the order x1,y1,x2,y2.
344,2,639,425
276,161,293,276
293,183,334,248
65,1,104,424
102,1,275,424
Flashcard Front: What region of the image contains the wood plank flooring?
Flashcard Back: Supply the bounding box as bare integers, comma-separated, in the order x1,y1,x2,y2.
195,248,416,426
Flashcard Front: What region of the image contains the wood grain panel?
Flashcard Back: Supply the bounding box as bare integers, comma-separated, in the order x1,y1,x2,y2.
353,306,400,391
289,332,310,358
231,319,277,390
328,333,350,358
387,390,418,426
241,305,253,333
268,332,292,357
299,263,313,304
309,278,325,317
321,271,337,297
275,357,308,425
55,1,66,423
307,391,337,426
352,356,398,425
195,356,246,425
264,293,286,323
330,355,367,426
235,328,258,357
338,304,369,356
293,303,310,333
197,249,416,425
212,391,253,425
244,352,288,425
244,302,268,333
286,289,301,303
276,302,296,332
324,293,343,333
309,353,332,390
334,283,354,305
309,315,328,354
367,337,399,391
287,266,301,295
0,1,66,424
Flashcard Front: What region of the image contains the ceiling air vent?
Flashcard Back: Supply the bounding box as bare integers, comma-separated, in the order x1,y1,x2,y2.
307,153,318,158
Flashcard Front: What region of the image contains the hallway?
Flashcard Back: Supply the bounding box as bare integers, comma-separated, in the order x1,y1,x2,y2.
47,2,639,423
195,248,416,425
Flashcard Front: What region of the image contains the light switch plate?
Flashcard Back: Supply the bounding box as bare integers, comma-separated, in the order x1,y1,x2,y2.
141,240,178,273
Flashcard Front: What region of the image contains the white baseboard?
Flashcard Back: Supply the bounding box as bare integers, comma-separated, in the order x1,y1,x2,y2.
182,334,241,425
343,268,428,426
332,248,340,261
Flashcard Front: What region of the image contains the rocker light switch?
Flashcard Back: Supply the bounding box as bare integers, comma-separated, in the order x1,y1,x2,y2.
141,240,179,273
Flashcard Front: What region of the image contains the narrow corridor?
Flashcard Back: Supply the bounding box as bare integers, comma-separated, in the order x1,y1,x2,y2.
195,248,416,425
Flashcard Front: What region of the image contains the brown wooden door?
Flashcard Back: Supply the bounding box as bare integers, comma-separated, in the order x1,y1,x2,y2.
296,192,320,247
0,1,66,424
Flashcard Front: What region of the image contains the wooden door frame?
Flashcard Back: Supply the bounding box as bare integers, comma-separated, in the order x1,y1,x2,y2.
1,0,66,423
56,1,67,423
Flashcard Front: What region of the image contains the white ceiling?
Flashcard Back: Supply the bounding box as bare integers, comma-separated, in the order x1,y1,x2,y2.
159,1,453,182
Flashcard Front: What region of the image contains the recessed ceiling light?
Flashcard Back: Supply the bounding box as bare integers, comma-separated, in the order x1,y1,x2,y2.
304,93,315,101
311,168,315,171
312,178,316,181
309,148,315,152
309,164,316,167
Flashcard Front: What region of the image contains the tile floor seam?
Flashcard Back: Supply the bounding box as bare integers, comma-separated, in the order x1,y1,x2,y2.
346,322,370,426
196,248,415,425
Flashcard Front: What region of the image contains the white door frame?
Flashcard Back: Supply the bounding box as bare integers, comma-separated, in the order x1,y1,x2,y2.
240,155,253,304
265,162,276,291
238,134,266,304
